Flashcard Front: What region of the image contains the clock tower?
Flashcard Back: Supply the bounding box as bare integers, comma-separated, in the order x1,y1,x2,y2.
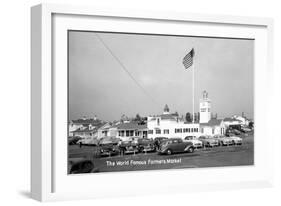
200,91,211,123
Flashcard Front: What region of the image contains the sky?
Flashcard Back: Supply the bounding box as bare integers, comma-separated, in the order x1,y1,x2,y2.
68,31,254,121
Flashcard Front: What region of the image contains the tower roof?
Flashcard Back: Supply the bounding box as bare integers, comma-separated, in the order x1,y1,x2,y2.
203,90,208,99
164,104,170,113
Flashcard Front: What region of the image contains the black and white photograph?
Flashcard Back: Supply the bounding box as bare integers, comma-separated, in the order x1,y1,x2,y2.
67,31,254,174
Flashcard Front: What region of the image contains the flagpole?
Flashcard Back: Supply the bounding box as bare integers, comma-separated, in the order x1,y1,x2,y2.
192,62,195,123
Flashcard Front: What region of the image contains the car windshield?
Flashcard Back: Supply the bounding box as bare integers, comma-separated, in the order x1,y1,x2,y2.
163,141,172,146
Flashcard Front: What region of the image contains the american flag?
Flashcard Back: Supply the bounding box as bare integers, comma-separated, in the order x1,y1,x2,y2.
182,48,195,69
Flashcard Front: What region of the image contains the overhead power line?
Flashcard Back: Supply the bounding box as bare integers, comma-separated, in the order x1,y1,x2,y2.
95,33,158,106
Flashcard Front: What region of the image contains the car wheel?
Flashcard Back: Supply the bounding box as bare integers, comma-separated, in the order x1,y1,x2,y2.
187,147,194,153
166,149,172,155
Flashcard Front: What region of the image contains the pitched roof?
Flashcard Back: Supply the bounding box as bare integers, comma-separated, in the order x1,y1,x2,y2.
150,113,179,121
200,119,223,127
117,122,147,130
71,118,103,125
73,127,97,133
223,117,242,122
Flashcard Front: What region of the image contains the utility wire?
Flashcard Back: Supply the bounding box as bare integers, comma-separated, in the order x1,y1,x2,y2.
95,33,158,106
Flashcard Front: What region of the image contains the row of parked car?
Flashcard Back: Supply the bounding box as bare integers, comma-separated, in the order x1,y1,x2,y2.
89,133,244,157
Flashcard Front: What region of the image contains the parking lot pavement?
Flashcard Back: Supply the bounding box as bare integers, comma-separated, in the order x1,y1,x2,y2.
68,134,254,173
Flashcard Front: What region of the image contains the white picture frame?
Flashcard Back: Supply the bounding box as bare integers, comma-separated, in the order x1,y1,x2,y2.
31,3,274,202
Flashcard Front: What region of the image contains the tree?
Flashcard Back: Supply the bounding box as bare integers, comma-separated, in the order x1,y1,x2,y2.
185,112,192,122
135,113,142,122
120,114,129,122
194,113,197,122
249,121,254,129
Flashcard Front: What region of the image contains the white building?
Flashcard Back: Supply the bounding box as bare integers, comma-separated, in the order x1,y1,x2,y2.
199,91,226,136
68,117,103,137
116,122,148,141
147,105,200,139
232,115,250,126
199,91,211,123
72,125,99,144
200,119,226,136
223,117,242,128
97,122,118,139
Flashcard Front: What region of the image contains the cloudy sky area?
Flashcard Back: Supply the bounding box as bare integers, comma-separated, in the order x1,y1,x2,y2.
68,31,254,121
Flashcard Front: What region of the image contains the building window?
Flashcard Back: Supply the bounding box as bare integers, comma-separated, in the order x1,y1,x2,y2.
201,108,206,112
143,131,148,138
175,128,182,133
118,131,121,136
156,129,161,134
148,130,153,134
191,128,194,133
164,129,169,134
201,128,204,133
119,130,124,137
157,118,160,126
126,131,130,137
130,130,134,136
212,128,215,134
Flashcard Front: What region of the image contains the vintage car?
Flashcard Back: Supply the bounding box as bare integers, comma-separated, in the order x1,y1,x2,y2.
69,158,94,174
97,143,120,157
213,135,233,146
96,136,121,157
78,138,100,146
137,138,156,153
154,137,169,144
226,129,241,136
184,136,203,148
99,136,120,145
198,136,219,147
122,136,139,144
228,136,243,145
119,140,139,155
233,129,242,135
159,138,195,155
68,136,82,145
240,127,252,133
154,137,169,150
226,132,235,137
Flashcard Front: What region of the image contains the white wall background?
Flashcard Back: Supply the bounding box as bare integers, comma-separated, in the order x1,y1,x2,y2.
0,0,280,205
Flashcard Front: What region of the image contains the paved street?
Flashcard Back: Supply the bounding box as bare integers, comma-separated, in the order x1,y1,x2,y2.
68,134,254,173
